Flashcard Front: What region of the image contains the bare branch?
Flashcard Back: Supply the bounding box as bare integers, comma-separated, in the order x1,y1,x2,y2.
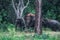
12,0,17,13
23,0,29,10
19,0,29,18
22,17,26,28
17,0,21,8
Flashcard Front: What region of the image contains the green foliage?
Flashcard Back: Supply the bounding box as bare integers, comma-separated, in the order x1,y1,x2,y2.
44,10,56,19
0,9,15,31
0,0,60,20
23,0,35,16
7,23,15,31
0,15,2,22
0,9,8,22
0,9,8,31
42,0,60,20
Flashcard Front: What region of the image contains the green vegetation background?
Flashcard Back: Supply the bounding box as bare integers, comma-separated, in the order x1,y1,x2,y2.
0,0,60,40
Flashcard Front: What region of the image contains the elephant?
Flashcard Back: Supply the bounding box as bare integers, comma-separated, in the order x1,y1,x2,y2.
24,13,60,31
42,18,60,31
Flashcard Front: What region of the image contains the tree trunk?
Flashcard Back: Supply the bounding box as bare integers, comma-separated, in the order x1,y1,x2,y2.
35,0,42,34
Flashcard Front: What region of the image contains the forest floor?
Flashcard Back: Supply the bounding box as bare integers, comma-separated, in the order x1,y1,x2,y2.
15,31,60,35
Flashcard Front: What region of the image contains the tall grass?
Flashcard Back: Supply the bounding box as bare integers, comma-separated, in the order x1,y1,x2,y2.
0,24,60,40
0,31,60,40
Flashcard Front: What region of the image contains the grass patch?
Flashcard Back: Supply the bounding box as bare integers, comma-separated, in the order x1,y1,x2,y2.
0,31,60,40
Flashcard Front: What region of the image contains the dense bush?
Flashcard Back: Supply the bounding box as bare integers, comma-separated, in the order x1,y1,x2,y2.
0,9,15,31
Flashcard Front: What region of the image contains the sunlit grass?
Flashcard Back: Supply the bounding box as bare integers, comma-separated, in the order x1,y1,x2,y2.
0,27,60,40
0,30,60,40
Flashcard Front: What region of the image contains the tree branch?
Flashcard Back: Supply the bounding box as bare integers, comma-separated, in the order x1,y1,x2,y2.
12,0,17,13
19,0,29,17
17,0,21,8
23,0,29,10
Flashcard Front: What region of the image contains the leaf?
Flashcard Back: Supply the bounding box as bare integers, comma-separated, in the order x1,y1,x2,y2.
0,15,2,21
